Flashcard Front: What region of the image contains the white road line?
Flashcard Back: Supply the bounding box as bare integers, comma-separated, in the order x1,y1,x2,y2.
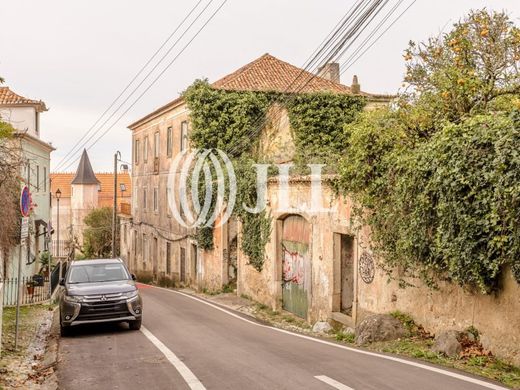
315,375,355,390
141,326,206,390
146,285,509,390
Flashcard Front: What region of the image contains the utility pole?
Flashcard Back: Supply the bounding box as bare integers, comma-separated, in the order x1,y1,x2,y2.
112,151,121,258
15,162,30,349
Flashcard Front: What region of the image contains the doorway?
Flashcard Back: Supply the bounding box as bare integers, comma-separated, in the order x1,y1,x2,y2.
180,247,186,283
281,215,311,319
152,237,158,280
340,234,354,315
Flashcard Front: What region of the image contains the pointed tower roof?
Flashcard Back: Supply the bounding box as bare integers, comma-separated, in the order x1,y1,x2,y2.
71,149,100,185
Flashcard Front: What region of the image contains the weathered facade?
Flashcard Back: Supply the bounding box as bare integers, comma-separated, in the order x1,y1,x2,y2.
0,87,54,279
120,98,199,284
120,53,387,288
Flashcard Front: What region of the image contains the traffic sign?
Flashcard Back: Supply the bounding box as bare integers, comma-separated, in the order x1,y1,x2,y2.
20,186,31,217
21,217,29,239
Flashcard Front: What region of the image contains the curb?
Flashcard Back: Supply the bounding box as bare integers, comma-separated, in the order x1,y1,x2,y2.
38,307,60,390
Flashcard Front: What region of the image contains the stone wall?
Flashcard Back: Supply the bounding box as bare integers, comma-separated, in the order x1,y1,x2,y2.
236,178,520,365
357,265,520,366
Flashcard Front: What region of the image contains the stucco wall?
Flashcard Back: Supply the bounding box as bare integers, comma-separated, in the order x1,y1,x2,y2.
357,265,520,365
1,106,38,137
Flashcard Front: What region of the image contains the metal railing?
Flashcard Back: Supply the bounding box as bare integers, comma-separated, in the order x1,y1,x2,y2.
2,276,51,306
51,240,69,258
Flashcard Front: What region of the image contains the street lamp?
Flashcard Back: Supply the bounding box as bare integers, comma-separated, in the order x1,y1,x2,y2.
55,189,61,276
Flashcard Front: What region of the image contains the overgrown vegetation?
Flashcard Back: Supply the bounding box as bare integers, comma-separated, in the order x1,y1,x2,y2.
0,77,23,270
183,80,364,271
82,207,117,258
338,10,520,292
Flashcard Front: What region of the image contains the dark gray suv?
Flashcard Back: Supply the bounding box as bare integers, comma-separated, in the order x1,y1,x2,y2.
59,258,142,336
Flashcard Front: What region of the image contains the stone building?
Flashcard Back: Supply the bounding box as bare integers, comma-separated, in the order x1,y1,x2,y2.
50,149,131,258
119,53,389,286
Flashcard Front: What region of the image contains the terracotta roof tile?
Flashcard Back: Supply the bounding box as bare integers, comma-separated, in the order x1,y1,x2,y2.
0,87,47,110
50,172,132,207
212,53,352,94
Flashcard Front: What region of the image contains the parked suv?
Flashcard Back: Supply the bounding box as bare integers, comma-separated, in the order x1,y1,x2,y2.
59,258,142,336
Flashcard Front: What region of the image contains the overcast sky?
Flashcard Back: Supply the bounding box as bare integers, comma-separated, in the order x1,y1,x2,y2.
1,1,519,172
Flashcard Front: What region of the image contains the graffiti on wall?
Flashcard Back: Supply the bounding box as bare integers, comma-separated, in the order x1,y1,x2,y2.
282,243,307,285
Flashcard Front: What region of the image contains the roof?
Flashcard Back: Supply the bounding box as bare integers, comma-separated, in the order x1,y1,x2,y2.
129,53,363,129
212,53,352,94
71,149,100,185
15,130,55,152
0,87,47,111
70,258,123,265
50,171,132,206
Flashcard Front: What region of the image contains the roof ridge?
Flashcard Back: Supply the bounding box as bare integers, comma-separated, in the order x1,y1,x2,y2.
212,53,352,94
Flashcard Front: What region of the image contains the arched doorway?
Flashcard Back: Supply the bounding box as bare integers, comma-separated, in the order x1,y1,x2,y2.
281,215,311,319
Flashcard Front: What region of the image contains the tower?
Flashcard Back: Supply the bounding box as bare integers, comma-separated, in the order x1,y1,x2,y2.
70,149,100,244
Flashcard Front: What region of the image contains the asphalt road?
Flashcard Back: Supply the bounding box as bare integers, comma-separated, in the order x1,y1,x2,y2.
57,284,508,390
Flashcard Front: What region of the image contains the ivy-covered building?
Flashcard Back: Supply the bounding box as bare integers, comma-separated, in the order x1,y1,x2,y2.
120,53,392,316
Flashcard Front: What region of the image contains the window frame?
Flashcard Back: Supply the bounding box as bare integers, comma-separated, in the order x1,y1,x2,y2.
180,121,188,151
134,138,140,164
167,127,173,157
153,187,158,212
144,136,149,162
154,131,160,158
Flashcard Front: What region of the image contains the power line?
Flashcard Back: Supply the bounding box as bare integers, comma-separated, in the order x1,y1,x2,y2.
341,0,417,73
54,0,216,172
54,0,206,172
60,0,228,173
225,0,394,158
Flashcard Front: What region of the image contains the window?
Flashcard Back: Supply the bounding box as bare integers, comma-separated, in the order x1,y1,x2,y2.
167,127,173,157
153,187,158,212
144,136,149,162
154,131,160,158
143,188,147,210
166,242,171,274
142,234,147,270
166,187,171,217
43,167,47,192
180,121,188,151
134,139,140,164
36,166,40,192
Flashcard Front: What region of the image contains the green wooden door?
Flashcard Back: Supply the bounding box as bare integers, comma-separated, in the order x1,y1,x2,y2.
282,215,310,319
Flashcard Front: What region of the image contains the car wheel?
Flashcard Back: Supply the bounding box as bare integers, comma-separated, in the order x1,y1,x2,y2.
129,319,142,330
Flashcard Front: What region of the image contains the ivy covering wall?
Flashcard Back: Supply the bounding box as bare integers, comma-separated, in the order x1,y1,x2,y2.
183,80,365,271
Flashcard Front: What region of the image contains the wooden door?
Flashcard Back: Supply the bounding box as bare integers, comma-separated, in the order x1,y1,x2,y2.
281,215,311,319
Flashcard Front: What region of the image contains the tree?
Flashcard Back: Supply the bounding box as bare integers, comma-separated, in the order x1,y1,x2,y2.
82,207,117,258
338,9,520,293
399,9,520,137
0,76,23,266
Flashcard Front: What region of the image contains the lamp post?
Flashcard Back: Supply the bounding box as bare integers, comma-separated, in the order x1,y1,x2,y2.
112,151,121,258
55,188,61,277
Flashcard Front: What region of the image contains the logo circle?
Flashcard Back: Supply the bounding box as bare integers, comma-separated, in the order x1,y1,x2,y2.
167,149,236,228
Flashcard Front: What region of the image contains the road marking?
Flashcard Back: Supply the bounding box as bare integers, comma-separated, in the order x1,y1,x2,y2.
141,326,206,390
147,285,509,390
315,375,354,390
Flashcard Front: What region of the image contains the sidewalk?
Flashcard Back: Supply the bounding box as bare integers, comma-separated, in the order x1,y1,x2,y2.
0,305,58,389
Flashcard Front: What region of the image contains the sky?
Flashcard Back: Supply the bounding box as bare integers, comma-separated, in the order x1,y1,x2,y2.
1,0,519,172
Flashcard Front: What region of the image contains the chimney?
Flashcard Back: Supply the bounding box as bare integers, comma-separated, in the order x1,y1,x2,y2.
317,63,340,84
351,75,361,94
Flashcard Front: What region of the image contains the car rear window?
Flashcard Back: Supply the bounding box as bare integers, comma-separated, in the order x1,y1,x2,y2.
68,263,129,284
